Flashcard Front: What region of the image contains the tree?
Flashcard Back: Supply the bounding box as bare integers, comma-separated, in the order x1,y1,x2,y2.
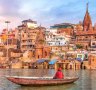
39,39,45,44
76,44,83,49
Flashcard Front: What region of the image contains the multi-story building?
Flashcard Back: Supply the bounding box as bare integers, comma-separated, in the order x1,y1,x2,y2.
45,32,71,46
45,31,72,59
0,29,20,49
18,19,40,52
18,19,51,60
50,23,74,36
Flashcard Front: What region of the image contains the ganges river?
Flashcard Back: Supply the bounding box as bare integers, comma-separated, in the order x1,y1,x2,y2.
0,69,96,90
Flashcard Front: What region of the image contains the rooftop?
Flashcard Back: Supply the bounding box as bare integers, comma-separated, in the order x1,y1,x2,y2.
50,23,74,29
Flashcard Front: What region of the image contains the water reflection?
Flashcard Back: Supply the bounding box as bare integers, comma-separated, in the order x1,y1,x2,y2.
0,69,96,90
17,84,77,90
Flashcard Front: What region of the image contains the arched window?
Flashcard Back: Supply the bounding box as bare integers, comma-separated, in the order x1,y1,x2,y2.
38,55,39,59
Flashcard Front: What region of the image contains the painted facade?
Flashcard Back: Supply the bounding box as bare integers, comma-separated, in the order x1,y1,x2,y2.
45,32,71,46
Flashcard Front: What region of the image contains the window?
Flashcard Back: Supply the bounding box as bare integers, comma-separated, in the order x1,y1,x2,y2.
85,36,88,38
22,34,24,37
77,55,82,59
50,35,52,38
38,55,39,59
28,34,30,37
92,42,95,45
45,51,47,56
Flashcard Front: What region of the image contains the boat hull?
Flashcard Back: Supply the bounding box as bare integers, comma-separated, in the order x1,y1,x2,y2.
6,76,79,86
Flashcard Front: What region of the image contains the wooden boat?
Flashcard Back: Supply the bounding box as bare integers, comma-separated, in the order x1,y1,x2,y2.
6,76,79,86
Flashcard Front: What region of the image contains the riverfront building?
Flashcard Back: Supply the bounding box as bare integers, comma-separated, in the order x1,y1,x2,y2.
0,3,96,69
50,23,74,36
18,19,51,60
45,31,71,46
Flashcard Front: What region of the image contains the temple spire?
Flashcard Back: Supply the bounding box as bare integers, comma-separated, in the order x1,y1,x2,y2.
86,2,89,12
83,2,93,31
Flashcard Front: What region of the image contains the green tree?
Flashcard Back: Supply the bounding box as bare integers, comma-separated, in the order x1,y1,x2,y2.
39,39,45,44
76,44,83,49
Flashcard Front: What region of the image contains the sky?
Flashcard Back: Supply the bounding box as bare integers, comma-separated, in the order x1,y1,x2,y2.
0,0,96,32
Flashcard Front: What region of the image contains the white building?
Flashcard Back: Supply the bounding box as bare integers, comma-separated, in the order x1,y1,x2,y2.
45,32,71,46
46,28,58,34
22,19,38,29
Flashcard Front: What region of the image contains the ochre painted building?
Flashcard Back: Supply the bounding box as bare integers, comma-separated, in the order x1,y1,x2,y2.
88,54,96,69
34,28,51,60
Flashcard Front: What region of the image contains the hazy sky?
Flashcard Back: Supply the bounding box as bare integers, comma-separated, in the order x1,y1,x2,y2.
0,0,96,31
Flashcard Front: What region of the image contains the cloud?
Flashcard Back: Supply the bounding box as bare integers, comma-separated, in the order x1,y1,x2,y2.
33,0,84,26
0,0,22,17
0,0,96,31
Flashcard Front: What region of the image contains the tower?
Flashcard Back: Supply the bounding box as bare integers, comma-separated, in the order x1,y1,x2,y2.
35,28,45,59
83,3,93,31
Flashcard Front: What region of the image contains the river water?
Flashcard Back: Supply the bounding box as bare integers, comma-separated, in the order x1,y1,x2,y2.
0,69,96,90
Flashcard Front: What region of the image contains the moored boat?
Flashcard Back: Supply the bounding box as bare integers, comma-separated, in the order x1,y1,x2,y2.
6,76,79,86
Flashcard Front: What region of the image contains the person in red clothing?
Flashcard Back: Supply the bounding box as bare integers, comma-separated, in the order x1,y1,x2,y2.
53,67,64,79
